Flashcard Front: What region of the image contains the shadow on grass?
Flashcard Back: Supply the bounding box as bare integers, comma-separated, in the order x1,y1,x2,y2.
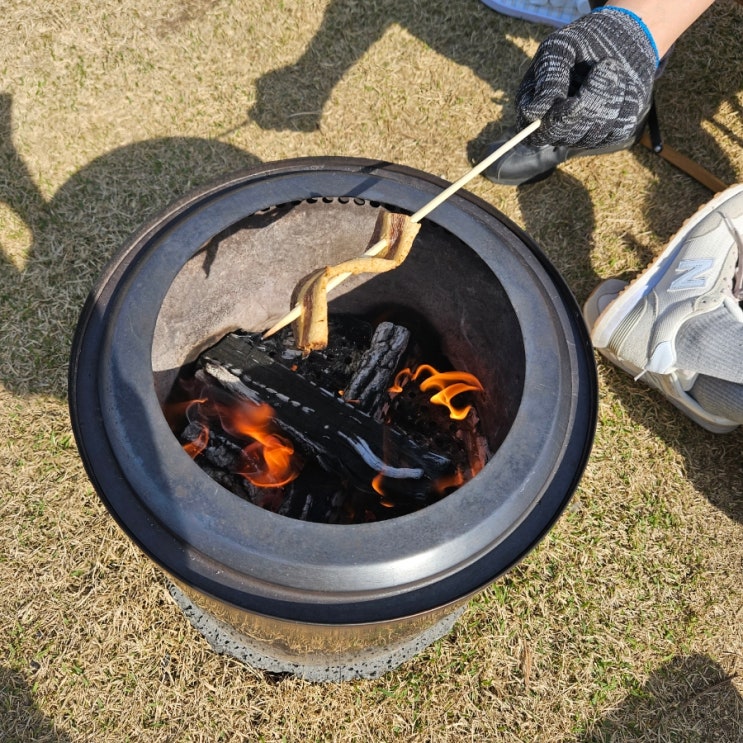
246,0,741,293
468,3,743,298
248,0,536,133
0,665,71,743
578,654,742,742
0,92,260,399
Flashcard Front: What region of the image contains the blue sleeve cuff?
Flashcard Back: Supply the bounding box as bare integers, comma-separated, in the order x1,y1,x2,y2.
593,6,661,66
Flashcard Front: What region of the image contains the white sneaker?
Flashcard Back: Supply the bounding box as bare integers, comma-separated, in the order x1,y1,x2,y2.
584,183,743,434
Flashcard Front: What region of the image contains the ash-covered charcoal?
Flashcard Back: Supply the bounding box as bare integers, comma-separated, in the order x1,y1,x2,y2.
199,463,257,502
180,421,241,470
277,463,347,523
236,315,374,394
200,333,453,497
344,321,410,420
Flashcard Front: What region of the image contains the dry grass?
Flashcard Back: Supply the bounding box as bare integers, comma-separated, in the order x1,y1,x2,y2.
1,0,742,740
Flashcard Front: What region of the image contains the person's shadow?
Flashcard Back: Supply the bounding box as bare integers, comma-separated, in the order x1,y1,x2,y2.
577,654,742,742
0,92,260,400
248,0,535,133
0,665,72,742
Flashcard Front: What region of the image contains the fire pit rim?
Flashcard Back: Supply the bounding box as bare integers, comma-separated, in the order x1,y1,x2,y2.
69,156,597,624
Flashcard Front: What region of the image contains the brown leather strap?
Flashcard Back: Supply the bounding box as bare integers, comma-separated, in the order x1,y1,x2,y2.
639,132,730,193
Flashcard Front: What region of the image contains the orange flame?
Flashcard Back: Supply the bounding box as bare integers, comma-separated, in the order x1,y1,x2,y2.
236,437,298,488
391,363,484,420
172,383,301,489
213,397,300,488
371,473,395,507
183,422,209,458
434,469,466,494
388,369,410,394
372,473,385,495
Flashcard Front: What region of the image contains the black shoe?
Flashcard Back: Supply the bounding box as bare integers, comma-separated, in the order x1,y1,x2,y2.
482,106,652,186
481,127,643,186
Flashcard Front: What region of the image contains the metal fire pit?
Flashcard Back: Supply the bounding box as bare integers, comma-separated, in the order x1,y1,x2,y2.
69,157,597,681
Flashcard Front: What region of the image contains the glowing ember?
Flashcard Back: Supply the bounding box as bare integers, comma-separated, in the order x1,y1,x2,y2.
173,387,301,488
434,469,466,493
183,421,209,458
373,468,468,501
390,364,484,420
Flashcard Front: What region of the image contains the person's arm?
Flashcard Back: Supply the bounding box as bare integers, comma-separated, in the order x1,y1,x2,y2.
611,0,715,57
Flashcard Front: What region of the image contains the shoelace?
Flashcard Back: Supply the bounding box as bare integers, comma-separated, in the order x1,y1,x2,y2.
723,214,743,302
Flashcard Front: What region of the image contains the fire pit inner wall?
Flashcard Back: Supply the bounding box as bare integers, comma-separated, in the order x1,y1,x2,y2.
152,198,524,450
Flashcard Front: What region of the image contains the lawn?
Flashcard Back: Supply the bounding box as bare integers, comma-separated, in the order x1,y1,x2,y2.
1,0,741,740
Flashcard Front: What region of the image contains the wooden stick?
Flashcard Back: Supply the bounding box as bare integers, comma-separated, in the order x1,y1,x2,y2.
639,132,729,194
263,119,541,338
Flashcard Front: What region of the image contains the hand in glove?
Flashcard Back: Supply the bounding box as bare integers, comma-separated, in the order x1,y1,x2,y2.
517,7,659,149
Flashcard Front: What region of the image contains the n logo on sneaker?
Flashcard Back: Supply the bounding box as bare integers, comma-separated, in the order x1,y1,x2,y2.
669,258,714,291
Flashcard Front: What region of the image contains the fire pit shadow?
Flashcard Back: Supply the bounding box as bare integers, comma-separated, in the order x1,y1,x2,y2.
69,157,597,680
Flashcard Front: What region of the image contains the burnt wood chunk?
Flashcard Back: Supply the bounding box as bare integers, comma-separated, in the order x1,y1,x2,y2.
344,321,410,420
200,333,452,499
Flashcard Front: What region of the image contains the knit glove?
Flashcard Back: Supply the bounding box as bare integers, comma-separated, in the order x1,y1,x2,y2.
516,7,659,149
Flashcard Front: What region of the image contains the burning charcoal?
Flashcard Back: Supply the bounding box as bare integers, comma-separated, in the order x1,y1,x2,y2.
181,422,266,504
386,364,489,485
200,333,454,499
455,410,491,480
167,313,490,525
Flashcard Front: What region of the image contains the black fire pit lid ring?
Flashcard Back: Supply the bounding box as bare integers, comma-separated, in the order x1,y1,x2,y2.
69,157,597,625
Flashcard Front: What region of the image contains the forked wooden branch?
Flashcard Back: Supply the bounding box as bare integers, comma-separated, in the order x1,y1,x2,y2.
262,119,542,339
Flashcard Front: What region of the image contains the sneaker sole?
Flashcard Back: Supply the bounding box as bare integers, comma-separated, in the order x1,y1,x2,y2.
602,351,738,433
591,183,743,350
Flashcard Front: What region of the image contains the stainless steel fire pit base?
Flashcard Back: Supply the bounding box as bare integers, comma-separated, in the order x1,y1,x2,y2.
167,581,465,681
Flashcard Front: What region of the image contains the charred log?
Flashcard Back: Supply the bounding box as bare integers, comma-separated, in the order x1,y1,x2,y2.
199,333,453,499
343,321,410,421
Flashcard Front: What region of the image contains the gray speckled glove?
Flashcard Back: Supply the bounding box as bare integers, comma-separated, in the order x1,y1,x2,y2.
517,7,659,149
